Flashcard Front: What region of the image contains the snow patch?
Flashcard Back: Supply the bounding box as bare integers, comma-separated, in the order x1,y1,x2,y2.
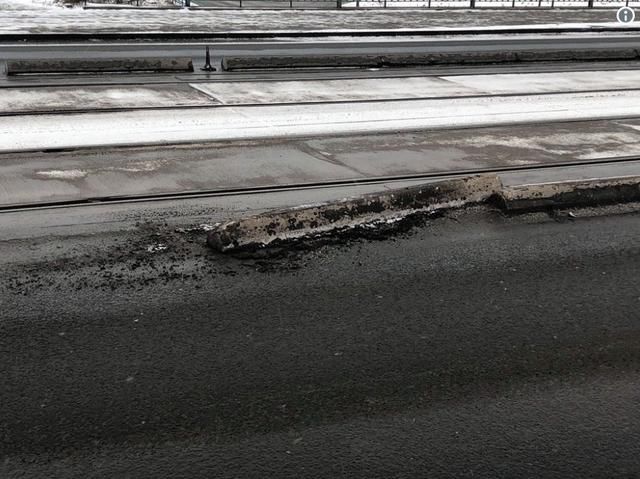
35,169,87,179
146,243,168,253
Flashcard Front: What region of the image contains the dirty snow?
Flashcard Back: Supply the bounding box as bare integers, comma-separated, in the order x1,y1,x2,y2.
34,160,168,180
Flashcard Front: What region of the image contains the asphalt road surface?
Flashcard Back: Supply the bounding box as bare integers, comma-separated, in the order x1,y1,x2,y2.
2,203,640,478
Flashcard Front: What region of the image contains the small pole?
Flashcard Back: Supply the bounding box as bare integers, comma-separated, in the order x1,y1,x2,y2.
289,0,292,7
201,46,215,71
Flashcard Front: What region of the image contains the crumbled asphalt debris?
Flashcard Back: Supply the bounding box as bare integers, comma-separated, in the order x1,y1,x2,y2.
3,208,446,295
2,222,228,296
8,202,631,297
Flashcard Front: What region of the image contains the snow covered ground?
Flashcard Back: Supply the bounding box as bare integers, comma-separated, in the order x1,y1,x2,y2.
0,0,56,10
191,69,640,104
3,90,640,151
0,7,632,34
0,84,216,114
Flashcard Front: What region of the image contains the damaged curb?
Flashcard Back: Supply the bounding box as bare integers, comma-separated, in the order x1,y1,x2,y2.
207,174,640,253
207,175,501,252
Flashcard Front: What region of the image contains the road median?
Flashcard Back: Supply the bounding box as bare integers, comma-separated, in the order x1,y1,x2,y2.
221,48,640,70
6,58,193,75
499,175,640,211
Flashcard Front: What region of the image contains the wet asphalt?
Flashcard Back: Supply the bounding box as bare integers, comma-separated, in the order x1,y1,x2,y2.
1,204,640,478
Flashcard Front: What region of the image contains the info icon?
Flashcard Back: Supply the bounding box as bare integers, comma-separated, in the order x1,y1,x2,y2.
617,6,635,23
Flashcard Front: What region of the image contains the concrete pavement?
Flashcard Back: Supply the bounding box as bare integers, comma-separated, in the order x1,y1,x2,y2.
3,119,640,208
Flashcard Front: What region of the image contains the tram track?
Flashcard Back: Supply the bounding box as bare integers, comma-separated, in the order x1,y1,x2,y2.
2,153,638,213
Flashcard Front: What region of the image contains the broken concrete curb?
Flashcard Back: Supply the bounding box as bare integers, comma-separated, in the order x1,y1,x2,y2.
207,175,501,252
207,174,640,253
499,175,640,211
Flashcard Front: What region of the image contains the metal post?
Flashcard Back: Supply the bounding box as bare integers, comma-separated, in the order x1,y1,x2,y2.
356,0,359,7
201,46,215,71
470,0,475,8
289,0,292,7
512,0,515,7
383,0,387,7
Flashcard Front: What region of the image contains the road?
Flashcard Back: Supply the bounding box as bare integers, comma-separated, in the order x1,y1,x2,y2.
3,21,640,477
3,34,640,61
2,202,640,478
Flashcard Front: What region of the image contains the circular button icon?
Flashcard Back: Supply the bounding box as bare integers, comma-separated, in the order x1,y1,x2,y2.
617,6,635,23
